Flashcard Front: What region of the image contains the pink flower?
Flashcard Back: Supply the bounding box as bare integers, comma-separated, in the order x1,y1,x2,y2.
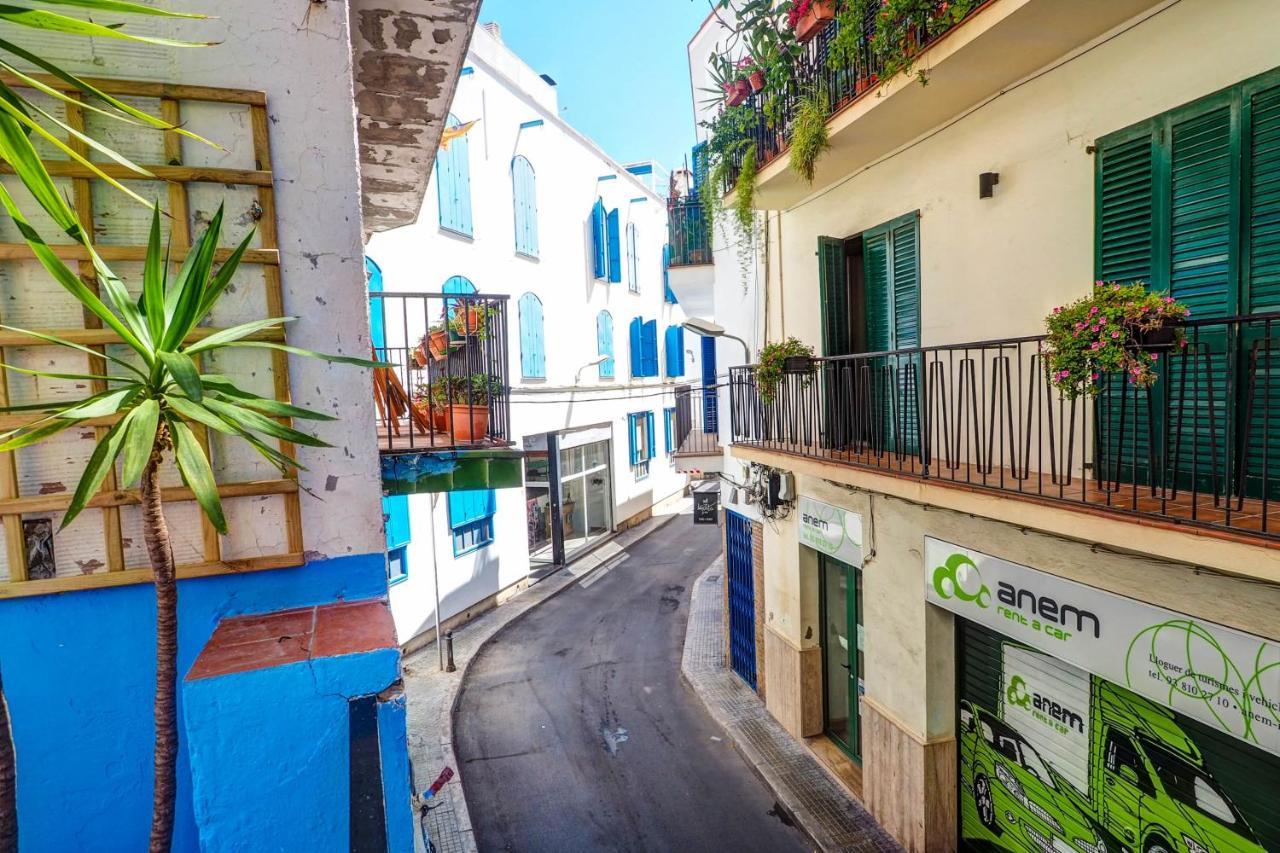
1089,306,1099,315
1111,330,1120,339
1092,372,1100,381
1151,353,1159,361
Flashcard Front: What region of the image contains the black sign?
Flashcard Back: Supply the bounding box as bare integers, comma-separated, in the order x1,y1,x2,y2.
693,488,720,525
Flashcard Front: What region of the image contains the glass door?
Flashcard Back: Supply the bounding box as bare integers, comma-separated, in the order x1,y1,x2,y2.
819,554,863,762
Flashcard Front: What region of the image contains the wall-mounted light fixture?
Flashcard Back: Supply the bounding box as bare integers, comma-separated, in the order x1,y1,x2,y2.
979,171,1000,199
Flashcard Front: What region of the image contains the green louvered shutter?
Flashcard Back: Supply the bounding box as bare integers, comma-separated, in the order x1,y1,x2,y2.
1095,128,1159,487
863,230,891,352
818,237,851,356
861,215,920,456
891,217,921,455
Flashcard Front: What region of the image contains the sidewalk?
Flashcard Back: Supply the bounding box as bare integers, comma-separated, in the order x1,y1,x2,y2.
401,497,691,853
681,558,902,853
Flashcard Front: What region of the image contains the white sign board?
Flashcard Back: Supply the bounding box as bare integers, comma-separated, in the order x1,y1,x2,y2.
926,538,1280,757
798,497,863,566
1000,645,1092,795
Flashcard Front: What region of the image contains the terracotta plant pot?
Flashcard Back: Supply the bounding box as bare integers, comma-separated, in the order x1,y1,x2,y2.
726,78,751,107
446,404,490,442
432,406,448,433
794,0,836,43
427,329,449,361
748,70,765,93
856,74,879,95
452,306,485,337
412,342,428,368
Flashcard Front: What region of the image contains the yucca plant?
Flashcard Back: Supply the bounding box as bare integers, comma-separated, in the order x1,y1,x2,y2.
0,194,376,851
0,4,219,851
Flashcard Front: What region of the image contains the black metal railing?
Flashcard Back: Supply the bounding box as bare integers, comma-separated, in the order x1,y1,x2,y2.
370,292,511,452
668,197,711,267
674,385,723,457
721,1,980,191
730,315,1280,539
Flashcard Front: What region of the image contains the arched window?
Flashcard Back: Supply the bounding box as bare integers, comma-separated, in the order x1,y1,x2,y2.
442,274,476,322
512,155,538,257
518,292,546,378
437,113,473,236
366,256,385,352
596,310,614,379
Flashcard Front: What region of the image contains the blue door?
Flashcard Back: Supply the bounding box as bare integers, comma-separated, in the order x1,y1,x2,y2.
725,510,757,690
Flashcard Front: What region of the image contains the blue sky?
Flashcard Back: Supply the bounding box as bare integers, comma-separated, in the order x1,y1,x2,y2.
476,0,712,177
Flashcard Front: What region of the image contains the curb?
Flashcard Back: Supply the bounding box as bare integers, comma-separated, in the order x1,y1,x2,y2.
437,507,688,852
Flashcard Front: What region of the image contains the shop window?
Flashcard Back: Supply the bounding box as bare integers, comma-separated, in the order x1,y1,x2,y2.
448,489,496,556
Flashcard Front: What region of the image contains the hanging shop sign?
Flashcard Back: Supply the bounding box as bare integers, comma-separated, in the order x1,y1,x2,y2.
693,485,720,525
926,537,1280,757
798,497,863,566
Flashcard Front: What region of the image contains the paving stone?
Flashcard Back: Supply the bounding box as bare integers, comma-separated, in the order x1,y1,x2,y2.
681,557,903,853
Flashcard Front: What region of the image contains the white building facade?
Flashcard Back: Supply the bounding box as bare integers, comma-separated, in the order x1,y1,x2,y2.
368,24,696,648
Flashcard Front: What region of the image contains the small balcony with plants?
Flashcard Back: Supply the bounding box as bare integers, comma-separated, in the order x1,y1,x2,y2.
370,292,522,494
701,0,1165,209
729,285,1280,548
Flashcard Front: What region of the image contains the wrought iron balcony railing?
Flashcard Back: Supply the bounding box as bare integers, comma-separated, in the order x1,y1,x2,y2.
370,292,511,452
673,385,723,457
667,197,712,267
730,315,1280,541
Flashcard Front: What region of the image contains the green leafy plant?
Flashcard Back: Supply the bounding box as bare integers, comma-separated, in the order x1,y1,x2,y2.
0,200,379,852
733,143,758,234
756,337,815,405
1044,281,1191,400
789,88,830,184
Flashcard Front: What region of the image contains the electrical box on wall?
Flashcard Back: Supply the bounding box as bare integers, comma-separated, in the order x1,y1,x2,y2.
763,470,794,511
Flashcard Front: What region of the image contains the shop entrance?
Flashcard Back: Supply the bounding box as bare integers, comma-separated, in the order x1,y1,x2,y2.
819,554,863,763
525,430,614,568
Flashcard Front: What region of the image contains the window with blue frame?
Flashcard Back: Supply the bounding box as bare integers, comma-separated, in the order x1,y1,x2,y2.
626,222,639,292
606,208,622,283
437,113,473,236
512,155,538,257
628,317,658,378
448,489,496,556
382,494,410,584
627,411,655,479
664,325,685,377
591,198,607,279
366,257,386,355
518,292,546,378
663,406,676,454
662,245,678,304
596,310,614,378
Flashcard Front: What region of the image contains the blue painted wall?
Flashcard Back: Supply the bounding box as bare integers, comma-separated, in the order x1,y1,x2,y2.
0,552,389,852
183,647,403,851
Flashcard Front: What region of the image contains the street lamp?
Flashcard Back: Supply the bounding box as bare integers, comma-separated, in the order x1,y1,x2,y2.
682,316,752,363
574,354,609,384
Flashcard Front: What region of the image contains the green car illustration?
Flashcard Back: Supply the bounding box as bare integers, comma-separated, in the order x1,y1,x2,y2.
961,701,1107,853
1072,683,1267,853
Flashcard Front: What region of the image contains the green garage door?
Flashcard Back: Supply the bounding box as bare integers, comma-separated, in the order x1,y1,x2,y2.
957,620,1280,853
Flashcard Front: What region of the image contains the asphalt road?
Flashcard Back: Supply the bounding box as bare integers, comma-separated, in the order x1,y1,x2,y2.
453,518,811,853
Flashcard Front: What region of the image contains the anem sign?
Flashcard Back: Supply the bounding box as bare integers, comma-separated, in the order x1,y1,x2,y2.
798,497,863,566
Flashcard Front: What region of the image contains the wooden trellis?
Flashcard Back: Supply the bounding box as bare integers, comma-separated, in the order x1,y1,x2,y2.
0,75,304,599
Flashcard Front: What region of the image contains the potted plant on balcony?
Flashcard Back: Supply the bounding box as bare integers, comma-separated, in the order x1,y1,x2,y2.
445,373,501,442
789,86,831,184
1044,281,1191,400
757,337,815,405
738,56,766,93
450,301,494,340
426,322,449,361
788,0,837,44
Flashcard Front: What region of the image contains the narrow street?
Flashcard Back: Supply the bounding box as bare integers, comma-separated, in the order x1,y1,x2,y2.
453,519,811,853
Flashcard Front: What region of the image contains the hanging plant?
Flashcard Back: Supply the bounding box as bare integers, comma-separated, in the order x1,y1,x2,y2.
734,143,758,234
1043,281,1191,400
757,337,815,405
789,89,830,184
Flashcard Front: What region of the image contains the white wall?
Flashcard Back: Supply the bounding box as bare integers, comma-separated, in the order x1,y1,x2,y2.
369,25,693,643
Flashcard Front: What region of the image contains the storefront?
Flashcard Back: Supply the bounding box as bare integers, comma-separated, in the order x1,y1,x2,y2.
801,497,866,765
524,426,614,567
927,539,1280,853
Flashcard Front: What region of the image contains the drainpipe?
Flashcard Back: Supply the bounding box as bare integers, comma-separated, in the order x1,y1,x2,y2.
429,492,445,671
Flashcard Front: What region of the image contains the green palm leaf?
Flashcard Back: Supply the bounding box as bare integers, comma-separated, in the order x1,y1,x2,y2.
167,415,225,533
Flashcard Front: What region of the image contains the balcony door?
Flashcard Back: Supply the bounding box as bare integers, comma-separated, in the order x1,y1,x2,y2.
818,213,921,458
1095,69,1280,499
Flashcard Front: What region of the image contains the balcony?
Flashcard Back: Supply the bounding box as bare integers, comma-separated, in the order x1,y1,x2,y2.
718,0,1164,208
667,197,712,267
729,315,1280,545
370,292,522,494
672,386,724,473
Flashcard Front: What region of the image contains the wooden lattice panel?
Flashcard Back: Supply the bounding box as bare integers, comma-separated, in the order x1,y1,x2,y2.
0,75,304,599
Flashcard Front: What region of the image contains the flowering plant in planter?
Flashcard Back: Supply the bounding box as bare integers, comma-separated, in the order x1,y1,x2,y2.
1044,281,1191,399
756,337,815,405
737,56,766,92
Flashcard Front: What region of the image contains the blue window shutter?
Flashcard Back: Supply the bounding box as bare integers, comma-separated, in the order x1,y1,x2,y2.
627,414,640,465
607,208,622,283
591,199,606,278
448,489,496,529
701,335,718,432
662,245,677,303
664,325,685,377
663,408,673,453
641,319,658,377
438,114,473,236
442,274,476,323
596,311,614,378
366,257,386,352
518,292,545,378
674,326,685,376
664,325,675,376
382,495,410,550
691,141,708,191
645,412,656,461
629,317,642,377
512,156,538,256
627,223,639,291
